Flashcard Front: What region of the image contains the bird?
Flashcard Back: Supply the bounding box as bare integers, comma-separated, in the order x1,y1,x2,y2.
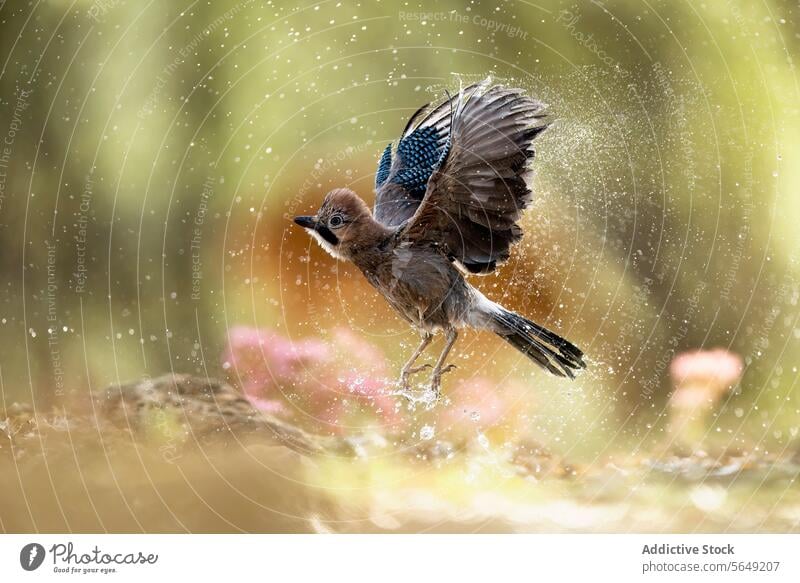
294,79,586,399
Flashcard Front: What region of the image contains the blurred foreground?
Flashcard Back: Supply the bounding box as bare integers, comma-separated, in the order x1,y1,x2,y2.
2,372,798,533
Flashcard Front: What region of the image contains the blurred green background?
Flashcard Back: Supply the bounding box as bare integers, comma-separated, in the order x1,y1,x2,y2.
0,0,798,459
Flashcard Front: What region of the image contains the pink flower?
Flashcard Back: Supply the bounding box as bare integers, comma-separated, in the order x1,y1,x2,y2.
222,326,403,431
670,349,743,388
431,376,521,444
311,372,401,433
222,326,329,402
667,349,744,451
339,372,399,419
669,349,743,409
332,327,389,375
269,334,330,378
441,377,507,428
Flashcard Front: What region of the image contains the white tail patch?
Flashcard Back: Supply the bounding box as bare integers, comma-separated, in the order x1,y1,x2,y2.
464,289,504,329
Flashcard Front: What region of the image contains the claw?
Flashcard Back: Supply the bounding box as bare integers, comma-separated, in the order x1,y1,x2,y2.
407,363,432,375
399,363,432,388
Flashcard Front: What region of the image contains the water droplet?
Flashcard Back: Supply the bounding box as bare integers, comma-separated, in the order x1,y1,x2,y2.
419,425,435,440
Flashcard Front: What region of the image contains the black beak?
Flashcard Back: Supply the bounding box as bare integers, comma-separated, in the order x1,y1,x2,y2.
293,215,316,229
293,214,340,246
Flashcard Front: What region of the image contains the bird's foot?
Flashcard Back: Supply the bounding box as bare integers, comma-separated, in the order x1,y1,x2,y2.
395,364,455,406
427,364,457,403
399,363,432,390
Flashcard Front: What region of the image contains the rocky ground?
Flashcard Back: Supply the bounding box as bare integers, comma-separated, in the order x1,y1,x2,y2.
1,374,798,533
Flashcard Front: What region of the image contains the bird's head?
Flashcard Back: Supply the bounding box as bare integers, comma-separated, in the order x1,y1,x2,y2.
293,188,378,260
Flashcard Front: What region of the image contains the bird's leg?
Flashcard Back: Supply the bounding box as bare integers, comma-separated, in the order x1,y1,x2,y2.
399,332,433,388
429,329,458,400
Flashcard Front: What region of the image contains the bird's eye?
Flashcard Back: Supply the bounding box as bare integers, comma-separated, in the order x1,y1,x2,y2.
329,215,344,228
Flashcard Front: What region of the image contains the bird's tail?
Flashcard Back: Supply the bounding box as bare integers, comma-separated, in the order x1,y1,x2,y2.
489,306,586,378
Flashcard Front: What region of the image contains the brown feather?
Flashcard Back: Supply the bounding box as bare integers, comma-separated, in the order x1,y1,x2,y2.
402,83,549,274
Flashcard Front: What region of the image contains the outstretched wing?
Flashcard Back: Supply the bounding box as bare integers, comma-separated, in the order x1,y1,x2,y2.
401,83,549,274
372,83,484,227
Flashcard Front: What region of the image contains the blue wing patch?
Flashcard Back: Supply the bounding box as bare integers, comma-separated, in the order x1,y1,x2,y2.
375,143,392,188
374,126,448,197
393,126,443,196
